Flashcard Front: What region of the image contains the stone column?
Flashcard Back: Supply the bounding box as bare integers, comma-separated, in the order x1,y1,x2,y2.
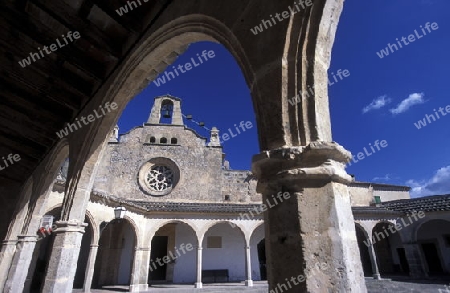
3,235,37,293
82,244,99,293
129,247,150,292
252,143,367,292
367,240,381,279
245,245,253,287
0,240,18,291
41,220,87,293
195,246,202,288
404,243,427,278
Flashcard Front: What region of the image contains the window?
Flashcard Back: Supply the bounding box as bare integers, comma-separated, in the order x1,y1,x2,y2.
160,137,167,144
207,236,222,248
374,196,381,204
171,138,177,144
224,195,230,201
149,136,156,143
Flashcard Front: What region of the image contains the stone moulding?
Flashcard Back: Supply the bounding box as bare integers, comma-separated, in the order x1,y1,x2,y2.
252,141,353,185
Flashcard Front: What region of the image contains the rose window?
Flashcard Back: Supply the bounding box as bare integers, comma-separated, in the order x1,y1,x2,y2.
146,165,174,191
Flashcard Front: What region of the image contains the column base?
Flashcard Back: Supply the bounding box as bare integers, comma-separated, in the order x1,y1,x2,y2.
245,280,253,287
195,282,203,288
373,274,381,280
129,283,148,292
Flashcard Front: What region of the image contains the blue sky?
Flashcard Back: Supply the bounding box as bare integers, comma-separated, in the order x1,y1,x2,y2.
119,0,450,198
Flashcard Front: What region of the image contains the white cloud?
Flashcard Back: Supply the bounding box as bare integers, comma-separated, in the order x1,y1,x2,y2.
389,92,426,115
407,166,450,198
362,95,391,114
372,174,391,181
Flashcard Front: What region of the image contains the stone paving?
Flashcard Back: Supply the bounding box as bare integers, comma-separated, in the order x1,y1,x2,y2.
74,278,450,293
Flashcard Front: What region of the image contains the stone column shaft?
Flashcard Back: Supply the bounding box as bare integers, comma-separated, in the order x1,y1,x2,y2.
245,245,253,286
368,241,381,279
82,244,99,293
253,143,367,293
3,235,37,293
195,247,202,288
0,240,18,292
41,221,87,293
129,247,150,292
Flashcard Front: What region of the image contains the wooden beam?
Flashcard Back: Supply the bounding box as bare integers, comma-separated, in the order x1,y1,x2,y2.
92,0,143,33
0,2,108,80
29,0,124,58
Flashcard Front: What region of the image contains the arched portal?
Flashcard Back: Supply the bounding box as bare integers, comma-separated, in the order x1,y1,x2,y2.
149,221,197,284
250,224,265,281
416,219,450,275
202,222,246,283
372,222,405,276
355,224,372,276
92,219,137,288
73,214,95,288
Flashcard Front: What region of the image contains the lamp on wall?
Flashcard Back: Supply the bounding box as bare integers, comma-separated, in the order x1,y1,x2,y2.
114,206,127,219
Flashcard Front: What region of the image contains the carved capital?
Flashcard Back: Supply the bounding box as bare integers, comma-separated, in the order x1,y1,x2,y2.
252,141,352,188
53,220,88,234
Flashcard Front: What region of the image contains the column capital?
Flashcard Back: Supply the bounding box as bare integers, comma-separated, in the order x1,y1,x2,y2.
17,235,38,242
2,240,18,246
252,142,353,188
53,220,88,234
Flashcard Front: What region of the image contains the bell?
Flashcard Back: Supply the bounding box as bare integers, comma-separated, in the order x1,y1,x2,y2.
163,110,171,118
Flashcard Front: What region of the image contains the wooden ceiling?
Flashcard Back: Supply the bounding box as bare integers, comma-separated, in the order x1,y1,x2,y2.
0,0,171,188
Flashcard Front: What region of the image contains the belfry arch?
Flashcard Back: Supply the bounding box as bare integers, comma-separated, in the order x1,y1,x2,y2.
0,1,367,292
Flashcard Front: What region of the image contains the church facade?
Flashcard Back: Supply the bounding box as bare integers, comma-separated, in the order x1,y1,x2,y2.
7,95,450,292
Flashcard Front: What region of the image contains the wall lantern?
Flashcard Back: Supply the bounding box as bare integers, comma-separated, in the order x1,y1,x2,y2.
114,206,127,219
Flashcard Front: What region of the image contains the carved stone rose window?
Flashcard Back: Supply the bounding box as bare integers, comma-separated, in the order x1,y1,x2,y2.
138,158,180,196
146,165,174,191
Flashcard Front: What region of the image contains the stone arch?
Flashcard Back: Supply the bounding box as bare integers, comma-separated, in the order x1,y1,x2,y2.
150,220,198,244
202,220,246,241
22,140,69,235
148,220,198,284
85,210,99,245
372,221,405,275
122,215,141,248
93,217,137,288
415,219,450,275
249,223,265,281
202,221,247,282
355,222,372,276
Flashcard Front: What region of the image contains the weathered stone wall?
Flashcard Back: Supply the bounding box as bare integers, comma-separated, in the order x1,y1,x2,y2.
93,121,261,204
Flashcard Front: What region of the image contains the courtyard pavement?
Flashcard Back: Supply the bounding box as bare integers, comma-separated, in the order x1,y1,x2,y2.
74,278,450,293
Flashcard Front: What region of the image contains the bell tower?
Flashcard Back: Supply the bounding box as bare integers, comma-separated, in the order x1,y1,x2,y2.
147,95,183,125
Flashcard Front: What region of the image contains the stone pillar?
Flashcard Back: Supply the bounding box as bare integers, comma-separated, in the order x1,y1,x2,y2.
82,244,99,293
3,235,37,293
41,220,87,293
252,143,367,292
0,240,18,291
129,247,150,292
367,240,381,280
245,245,253,287
404,243,427,278
195,246,202,288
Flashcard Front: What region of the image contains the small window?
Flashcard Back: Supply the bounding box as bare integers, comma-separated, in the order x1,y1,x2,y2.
160,137,167,144
171,138,177,144
207,236,222,248
374,196,381,204
224,195,230,201
149,136,156,143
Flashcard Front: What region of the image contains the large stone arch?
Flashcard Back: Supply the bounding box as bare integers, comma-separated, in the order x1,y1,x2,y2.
35,1,367,292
